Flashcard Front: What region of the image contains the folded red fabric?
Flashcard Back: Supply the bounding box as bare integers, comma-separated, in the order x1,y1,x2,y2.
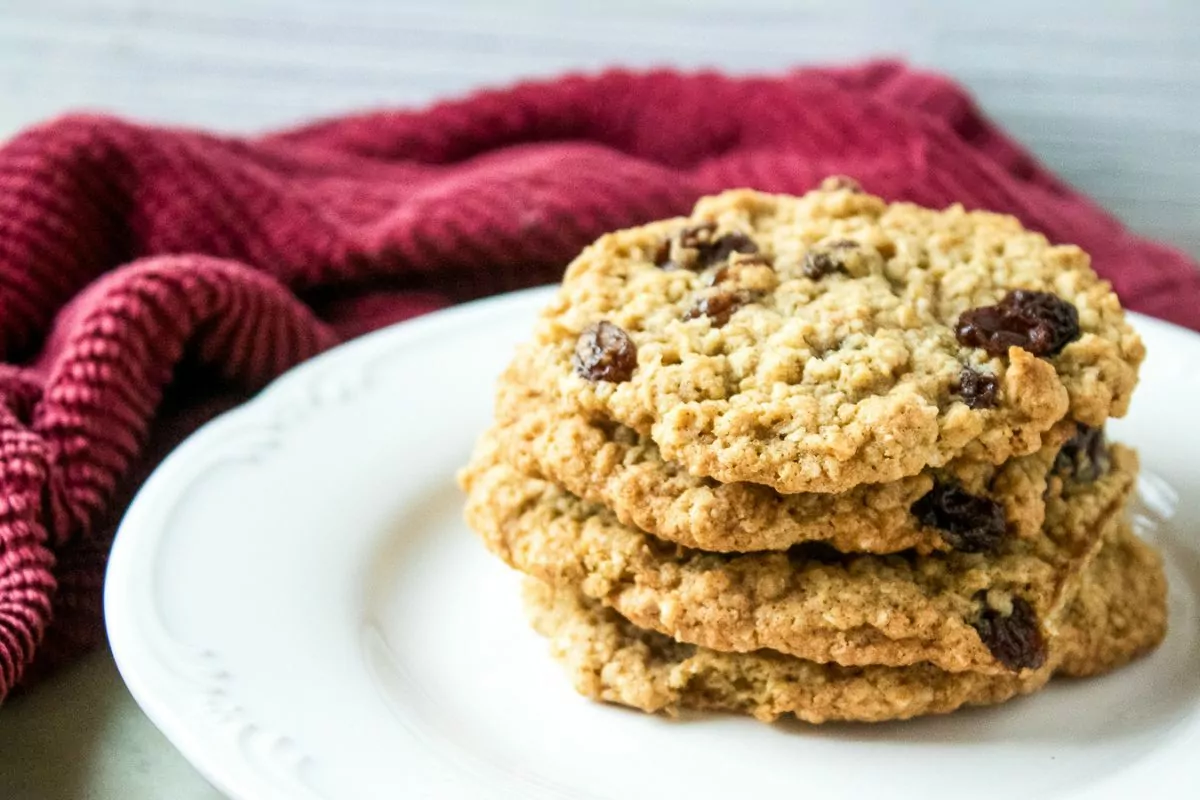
0,62,1197,701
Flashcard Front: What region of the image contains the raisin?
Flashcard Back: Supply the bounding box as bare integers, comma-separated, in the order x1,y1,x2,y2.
654,225,713,271
802,250,846,279
658,224,758,271
1054,424,1109,482
973,596,1046,671
911,481,1007,553
956,367,998,409
573,321,637,383
955,290,1080,357
651,240,672,267
706,232,759,264
683,290,754,328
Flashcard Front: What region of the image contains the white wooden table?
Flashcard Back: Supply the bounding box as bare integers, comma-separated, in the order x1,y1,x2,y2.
0,2,1197,797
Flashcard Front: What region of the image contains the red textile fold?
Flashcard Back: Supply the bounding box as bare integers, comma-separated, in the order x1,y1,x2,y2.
1,62,1198,701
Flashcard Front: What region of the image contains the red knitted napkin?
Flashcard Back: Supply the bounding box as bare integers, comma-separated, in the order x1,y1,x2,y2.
1,62,1198,702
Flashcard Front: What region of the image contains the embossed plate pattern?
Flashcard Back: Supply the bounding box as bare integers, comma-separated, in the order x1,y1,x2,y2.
106,287,1200,800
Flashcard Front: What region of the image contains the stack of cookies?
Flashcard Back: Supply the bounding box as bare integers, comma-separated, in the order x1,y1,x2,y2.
459,180,1168,724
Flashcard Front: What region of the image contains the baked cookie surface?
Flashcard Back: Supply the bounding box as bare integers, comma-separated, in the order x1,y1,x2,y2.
522,524,1166,723
460,438,1137,674
1054,527,1168,677
527,182,1144,493
490,357,1077,554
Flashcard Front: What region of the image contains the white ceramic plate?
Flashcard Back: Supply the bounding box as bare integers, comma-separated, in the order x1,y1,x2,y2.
106,287,1200,800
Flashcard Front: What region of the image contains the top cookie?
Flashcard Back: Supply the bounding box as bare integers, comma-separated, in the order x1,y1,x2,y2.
527,180,1144,493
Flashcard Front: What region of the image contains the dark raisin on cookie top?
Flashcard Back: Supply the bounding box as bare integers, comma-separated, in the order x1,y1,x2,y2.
955,290,1081,357
706,232,758,264
683,289,758,328
656,223,759,271
573,321,637,383
802,240,859,279
911,480,1008,553
973,596,1047,672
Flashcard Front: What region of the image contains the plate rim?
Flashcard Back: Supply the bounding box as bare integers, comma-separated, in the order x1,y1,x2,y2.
105,286,556,799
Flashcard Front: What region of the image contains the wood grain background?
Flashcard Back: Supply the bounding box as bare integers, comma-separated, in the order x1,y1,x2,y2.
2,1,1196,253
